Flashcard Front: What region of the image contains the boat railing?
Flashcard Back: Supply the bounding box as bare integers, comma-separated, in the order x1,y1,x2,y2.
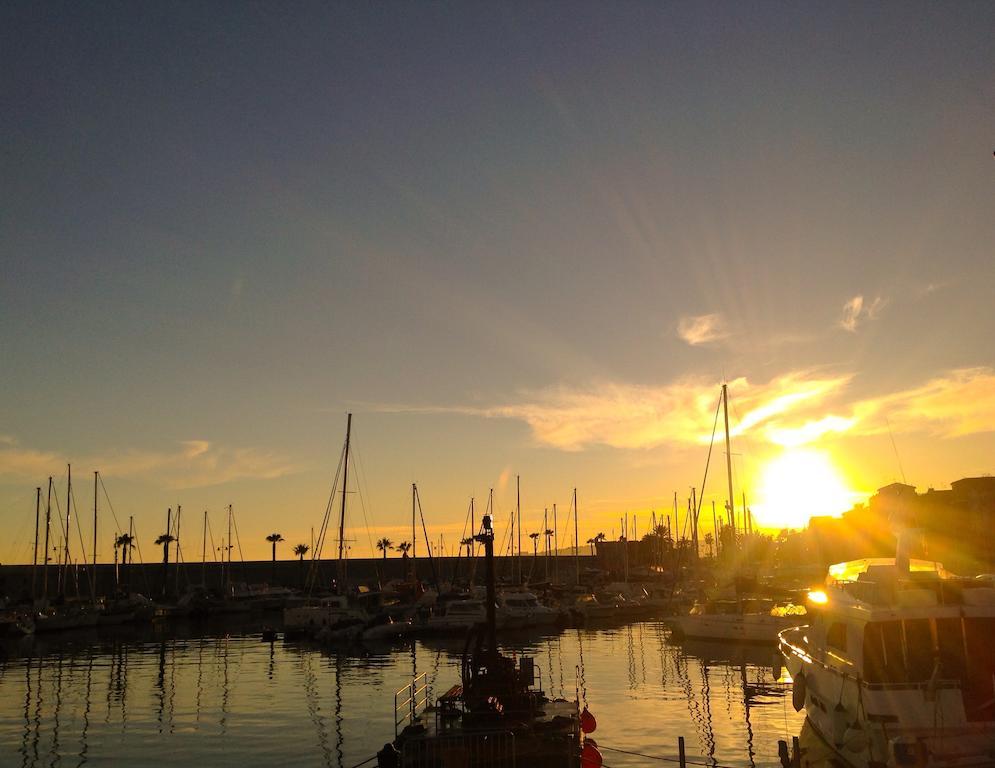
400,729,517,767
394,672,429,736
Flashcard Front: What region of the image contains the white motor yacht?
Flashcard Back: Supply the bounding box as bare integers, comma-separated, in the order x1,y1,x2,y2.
426,598,488,632
284,594,366,633
497,590,560,629
668,597,806,643
779,557,995,767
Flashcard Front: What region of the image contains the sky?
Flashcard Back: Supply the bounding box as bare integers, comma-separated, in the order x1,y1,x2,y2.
2,1,994,564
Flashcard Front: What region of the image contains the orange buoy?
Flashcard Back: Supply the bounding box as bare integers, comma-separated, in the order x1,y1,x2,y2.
581,741,603,767
580,706,597,734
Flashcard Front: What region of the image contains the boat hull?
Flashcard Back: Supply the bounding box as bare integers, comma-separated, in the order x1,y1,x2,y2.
668,613,798,643
780,626,995,768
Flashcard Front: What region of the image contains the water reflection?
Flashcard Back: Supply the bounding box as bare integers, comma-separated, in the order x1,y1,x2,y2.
0,621,820,768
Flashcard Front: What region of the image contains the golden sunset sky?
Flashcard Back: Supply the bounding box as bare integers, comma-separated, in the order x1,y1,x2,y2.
2,3,993,562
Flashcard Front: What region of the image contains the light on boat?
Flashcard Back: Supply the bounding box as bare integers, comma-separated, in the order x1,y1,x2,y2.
807,590,828,605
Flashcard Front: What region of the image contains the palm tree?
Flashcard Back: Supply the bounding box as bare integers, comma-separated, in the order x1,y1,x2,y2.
529,532,540,557
396,541,411,560
113,533,133,590
266,533,284,584
293,543,309,588
376,537,393,559
586,537,596,556
266,533,284,561
154,532,176,598
460,537,474,558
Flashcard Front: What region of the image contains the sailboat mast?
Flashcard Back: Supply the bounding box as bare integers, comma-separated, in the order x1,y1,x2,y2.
573,488,579,586
93,471,99,592
712,500,719,556
553,502,558,584
202,510,207,586
43,477,52,601
336,413,352,589
63,463,72,590
722,383,736,538
516,475,521,584
411,482,416,564
227,503,233,594
32,487,40,602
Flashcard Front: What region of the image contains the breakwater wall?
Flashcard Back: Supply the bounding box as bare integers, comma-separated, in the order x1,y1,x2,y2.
0,554,595,601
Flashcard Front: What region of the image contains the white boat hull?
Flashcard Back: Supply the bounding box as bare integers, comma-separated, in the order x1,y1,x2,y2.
669,613,798,643
781,626,995,768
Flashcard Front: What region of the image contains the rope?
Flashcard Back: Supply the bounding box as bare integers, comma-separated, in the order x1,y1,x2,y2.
597,743,741,768
346,756,377,768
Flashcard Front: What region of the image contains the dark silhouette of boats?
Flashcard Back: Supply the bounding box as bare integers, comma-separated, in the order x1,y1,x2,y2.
376,513,585,767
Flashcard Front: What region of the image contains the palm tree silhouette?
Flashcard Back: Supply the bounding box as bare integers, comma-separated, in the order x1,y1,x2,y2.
376,537,393,559
266,533,284,584
529,531,540,557
114,533,134,590
293,543,309,588
155,532,176,598
460,537,474,558
396,541,411,560
586,537,596,556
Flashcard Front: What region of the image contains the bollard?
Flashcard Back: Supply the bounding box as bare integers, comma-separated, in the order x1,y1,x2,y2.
678,736,686,768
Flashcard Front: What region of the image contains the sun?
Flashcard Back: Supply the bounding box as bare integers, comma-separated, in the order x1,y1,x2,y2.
754,449,855,529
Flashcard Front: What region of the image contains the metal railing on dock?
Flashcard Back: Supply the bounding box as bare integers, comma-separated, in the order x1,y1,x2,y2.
394,672,429,737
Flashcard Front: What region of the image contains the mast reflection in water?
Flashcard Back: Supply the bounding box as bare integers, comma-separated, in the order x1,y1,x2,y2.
1,621,829,768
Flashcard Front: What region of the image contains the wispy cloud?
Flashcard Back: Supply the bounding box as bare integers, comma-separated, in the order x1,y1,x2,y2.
839,294,886,332
0,437,299,488
764,367,995,446
677,313,729,346
381,367,995,453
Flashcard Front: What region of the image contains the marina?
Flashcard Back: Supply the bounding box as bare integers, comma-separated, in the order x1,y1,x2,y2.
0,617,812,768
3,3,994,767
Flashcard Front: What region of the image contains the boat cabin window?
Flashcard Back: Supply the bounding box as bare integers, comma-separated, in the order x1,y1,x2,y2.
826,622,847,653
864,617,995,689
863,621,907,683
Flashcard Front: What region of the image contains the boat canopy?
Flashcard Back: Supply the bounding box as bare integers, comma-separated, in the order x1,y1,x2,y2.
827,558,948,583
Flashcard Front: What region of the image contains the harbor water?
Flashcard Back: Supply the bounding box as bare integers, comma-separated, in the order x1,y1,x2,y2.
0,619,817,768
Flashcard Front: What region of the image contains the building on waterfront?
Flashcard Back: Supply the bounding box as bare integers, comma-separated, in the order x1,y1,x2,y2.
805,476,995,574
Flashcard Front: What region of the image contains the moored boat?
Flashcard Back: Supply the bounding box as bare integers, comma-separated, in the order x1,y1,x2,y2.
668,597,806,643
780,556,995,767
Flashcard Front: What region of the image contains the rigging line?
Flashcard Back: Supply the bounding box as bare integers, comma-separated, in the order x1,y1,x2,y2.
128,520,152,594
206,514,218,562
669,390,722,603
307,440,346,593
347,437,378,559
313,440,346,562
70,481,96,597
884,416,908,485
694,389,724,525
97,475,125,539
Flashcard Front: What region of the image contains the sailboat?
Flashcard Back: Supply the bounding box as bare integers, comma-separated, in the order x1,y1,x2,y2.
284,414,368,635
666,384,807,645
